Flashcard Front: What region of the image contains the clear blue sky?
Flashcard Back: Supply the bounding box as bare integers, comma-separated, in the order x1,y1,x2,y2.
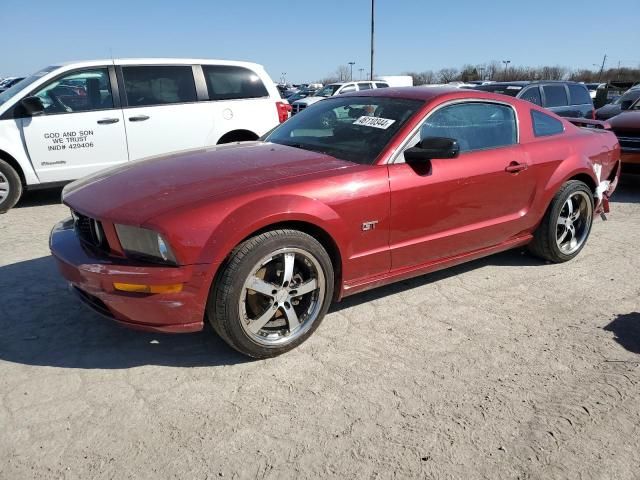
2,0,639,82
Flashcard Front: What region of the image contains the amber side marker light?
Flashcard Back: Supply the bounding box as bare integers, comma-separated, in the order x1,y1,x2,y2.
113,283,183,294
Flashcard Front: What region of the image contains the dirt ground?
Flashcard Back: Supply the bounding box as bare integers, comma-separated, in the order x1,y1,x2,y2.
1,177,639,480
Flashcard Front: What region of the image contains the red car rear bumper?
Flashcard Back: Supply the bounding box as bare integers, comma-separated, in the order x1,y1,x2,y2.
49,218,210,333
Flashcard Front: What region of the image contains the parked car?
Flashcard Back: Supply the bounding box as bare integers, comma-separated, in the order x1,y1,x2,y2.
585,82,605,100
595,86,640,120
0,58,287,212
50,87,620,358
607,97,640,172
470,81,594,119
0,77,25,93
286,89,318,104
290,81,389,114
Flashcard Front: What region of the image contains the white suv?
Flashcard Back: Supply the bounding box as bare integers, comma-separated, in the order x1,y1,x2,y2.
290,81,389,114
0,58,287,212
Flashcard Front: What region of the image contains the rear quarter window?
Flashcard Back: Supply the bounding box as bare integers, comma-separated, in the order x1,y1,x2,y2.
531,110,564,137
568,84,592,105
203,65,269,101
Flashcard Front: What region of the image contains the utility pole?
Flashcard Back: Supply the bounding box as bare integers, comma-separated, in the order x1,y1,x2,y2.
598,54,607,81
370,0,375,81
348,61,356,81
502,60,511,80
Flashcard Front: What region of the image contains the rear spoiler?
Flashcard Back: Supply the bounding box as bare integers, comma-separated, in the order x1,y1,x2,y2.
566,118,611,130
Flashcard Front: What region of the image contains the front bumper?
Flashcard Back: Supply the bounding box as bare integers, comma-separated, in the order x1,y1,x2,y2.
49,218,210,333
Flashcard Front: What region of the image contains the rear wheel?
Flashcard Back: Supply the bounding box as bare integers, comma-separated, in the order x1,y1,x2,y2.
209,229,334,358
528,180,594,263
0,160,22,214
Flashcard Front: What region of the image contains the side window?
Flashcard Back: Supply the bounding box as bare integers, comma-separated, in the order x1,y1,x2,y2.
519,87,542,106
122,66,197,107
531,110,564,137
340,84,357,94
33,68,113,114
542,85,568,107
375,82,389,89
568,84,592,105
419,102,517,153
203,65,269,100
358,82,373,90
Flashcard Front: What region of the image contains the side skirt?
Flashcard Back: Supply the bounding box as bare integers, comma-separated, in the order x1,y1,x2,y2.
340,234,533,299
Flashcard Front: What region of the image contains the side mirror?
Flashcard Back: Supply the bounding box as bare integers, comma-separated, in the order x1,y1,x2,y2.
620,100,633,111
20,96,45,116
404,136,460,164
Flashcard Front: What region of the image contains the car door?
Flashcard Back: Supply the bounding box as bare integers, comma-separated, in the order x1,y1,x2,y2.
20,66,128,183
388,100,538,270
119,64,212,161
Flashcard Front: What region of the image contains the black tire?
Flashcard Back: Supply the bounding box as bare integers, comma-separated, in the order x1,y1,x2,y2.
528,180,594,263
0,159,22,214
208,229,334,358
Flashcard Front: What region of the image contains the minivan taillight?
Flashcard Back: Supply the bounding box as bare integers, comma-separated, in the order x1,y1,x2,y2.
276,101,291,123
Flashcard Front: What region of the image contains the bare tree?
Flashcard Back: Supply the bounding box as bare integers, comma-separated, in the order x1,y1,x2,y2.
438,68,459,83
335,65,351,82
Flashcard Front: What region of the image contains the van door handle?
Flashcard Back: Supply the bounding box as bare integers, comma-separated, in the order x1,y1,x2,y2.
128,115,150,122
97,118,120,125
505,161,528,173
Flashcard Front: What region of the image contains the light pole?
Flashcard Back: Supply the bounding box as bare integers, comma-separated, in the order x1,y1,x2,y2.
348,62,356,81
502,60,511,79
280,72,287,85
370,0,375,81
478,66,485,81
358,68,365,80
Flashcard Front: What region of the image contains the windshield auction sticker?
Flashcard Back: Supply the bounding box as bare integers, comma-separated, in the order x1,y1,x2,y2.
353,116,396,129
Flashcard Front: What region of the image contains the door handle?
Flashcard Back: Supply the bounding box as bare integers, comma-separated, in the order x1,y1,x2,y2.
505,161,528,173
128,115,150,122
97,118,120,125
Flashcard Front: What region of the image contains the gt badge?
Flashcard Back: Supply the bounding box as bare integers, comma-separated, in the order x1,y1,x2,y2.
362,221,378,231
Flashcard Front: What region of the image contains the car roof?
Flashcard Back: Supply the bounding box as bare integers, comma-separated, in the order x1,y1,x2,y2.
341,86,475,101
52,58,265,69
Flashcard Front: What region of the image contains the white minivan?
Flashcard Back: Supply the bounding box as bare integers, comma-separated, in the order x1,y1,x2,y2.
0,58,288,212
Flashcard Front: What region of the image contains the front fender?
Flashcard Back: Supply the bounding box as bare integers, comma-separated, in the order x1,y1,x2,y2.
200,194,348,266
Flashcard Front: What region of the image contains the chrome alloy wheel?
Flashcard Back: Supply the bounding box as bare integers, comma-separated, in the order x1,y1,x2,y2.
0,171,9,204
556,190,592,255
239,248,326,346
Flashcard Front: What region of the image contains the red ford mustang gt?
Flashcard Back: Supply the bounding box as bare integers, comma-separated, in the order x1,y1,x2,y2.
50,87,620,358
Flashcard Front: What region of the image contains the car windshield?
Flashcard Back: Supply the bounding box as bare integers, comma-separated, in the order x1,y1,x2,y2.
613,89,640,105
0,65,59,106
266,96,423,165
631,97,640,110
471,84,525,97
314,84,341,97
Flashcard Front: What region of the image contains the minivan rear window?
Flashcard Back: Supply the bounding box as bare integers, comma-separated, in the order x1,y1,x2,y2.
203,65,268,101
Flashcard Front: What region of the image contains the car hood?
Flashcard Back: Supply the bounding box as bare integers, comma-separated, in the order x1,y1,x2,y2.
294,96,324,106
595,104,620,120
608,111,640,133
63,142,354,224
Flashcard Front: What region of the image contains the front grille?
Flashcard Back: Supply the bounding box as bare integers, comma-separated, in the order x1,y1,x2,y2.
617,134,640,152
291,103,307,115
72,210,107,250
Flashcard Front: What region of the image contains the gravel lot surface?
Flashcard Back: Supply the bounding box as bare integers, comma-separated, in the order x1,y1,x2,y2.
1,178,639,480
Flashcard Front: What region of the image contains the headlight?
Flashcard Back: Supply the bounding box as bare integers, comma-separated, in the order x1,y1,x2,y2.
114,224,177,265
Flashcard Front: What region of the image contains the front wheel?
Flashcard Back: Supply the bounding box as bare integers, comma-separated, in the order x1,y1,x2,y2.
0,159,22,214
209,229,334,358
528,180,594,263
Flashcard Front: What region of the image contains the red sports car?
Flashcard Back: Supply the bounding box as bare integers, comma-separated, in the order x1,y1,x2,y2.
50,87,620,358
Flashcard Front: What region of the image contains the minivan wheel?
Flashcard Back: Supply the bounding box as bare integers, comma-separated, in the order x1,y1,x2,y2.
0,160,22,213
528,180,594,263
209,229,334,358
